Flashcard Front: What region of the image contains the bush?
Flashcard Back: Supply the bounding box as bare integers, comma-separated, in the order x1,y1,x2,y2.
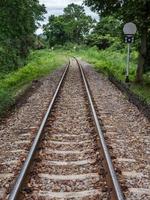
86,34,122,50
0,88,14,114
0,46,26,74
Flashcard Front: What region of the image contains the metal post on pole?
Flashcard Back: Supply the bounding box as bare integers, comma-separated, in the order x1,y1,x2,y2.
123,22,137,84
125,43,130,83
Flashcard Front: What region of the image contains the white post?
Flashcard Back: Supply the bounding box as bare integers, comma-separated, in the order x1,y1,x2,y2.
126,43,130,82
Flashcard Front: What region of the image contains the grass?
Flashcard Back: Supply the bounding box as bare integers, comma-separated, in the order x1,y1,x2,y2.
68,46,150,104
0,49,68,115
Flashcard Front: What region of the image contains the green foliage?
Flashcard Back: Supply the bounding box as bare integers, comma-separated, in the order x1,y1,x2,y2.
53,43,78,51
86,34,122,50
73,46,130,79
0,50,67,115
84,0,150,29
69,46,150,103
43,3,94,47
34,35,46,50
84,0,150,80
44,15,67,47
131,83,150,104
86,16,124,50
0,0,46,71
63,3,94,43
93,16,122,37
0,88,14,115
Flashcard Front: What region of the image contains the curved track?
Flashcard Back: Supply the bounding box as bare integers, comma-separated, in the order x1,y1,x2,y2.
8,58,124,200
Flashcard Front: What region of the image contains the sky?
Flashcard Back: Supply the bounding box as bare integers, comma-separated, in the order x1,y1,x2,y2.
36,0,99,34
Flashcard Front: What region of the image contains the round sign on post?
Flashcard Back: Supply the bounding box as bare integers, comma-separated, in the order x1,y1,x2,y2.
123,22,137,83
123,22,137,35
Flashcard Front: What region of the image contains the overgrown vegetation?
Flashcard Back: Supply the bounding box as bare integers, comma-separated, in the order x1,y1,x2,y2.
0,0,46,72
0,50,67,115
84,0,150,82
69,46,150,104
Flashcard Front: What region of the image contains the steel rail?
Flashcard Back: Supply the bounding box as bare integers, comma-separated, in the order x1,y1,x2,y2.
75,58,124,200
8,62,70,200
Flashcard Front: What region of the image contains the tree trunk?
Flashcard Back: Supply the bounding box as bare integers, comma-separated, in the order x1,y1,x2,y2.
136,28,147,83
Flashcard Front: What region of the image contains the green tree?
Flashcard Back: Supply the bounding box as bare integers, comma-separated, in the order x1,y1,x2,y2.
84,0,150,82
43,3,94,47
63,3,94,43
0,0,46,71
94,16,122,37
86,16,122,49
43,15,67,47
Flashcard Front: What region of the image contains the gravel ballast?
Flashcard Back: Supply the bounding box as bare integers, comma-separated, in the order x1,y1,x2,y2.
0,59,149,200
0,66,65,199
81,60,150,200
20,59,109,200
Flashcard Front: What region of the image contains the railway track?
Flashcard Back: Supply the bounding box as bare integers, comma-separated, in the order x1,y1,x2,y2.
8,58,124,200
